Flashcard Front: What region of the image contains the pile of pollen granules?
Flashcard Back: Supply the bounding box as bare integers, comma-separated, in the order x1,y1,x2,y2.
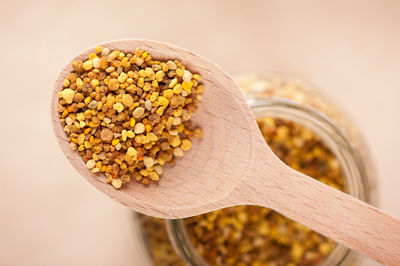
57,45,204,189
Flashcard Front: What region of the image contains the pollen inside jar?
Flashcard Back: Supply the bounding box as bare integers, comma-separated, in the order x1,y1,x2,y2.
138,117,346,266
57,46,204,188
183,118,345,265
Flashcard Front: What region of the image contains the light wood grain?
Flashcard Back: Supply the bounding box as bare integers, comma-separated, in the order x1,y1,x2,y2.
52,39,400,265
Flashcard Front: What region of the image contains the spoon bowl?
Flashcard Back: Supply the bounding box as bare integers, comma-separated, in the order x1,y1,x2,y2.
52,39,265,217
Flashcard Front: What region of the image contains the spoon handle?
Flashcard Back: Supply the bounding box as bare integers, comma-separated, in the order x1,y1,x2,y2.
242,163,400,265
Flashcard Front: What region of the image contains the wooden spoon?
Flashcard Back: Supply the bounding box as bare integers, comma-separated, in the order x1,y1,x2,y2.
52,39,400,265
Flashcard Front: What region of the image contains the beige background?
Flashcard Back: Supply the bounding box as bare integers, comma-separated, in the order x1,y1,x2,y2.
0,0,399,265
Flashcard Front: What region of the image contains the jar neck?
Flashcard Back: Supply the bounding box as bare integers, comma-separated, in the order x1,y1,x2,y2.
166,97,370,266
249,96,370,203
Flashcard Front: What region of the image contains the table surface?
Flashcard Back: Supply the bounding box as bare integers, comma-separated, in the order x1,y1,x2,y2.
1,0,398,265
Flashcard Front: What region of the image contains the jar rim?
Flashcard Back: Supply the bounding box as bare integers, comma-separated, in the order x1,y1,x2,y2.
166,96,371,266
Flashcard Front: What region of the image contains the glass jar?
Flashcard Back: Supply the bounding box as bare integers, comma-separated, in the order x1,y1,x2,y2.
134,73,378,266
